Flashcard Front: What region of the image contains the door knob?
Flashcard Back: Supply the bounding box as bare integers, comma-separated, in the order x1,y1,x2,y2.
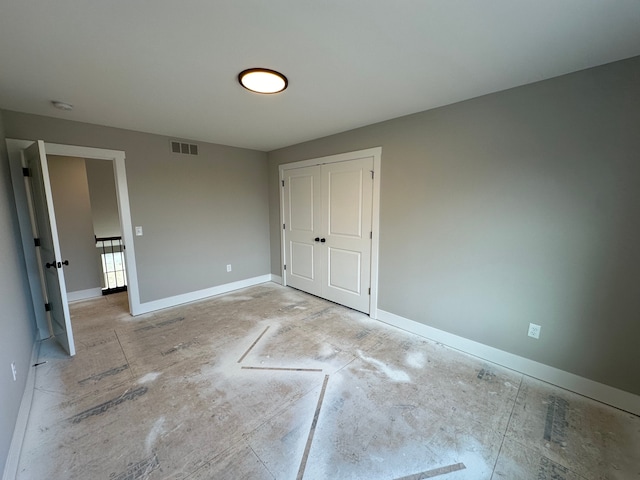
314,237,320,242
320,238,326,243
62,260,69,266
45,261,57,269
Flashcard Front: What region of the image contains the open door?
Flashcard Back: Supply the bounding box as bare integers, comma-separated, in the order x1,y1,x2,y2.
24,141,76,356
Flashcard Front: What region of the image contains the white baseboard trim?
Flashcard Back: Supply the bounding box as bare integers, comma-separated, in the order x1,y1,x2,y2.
376,309,640,416
67,288,103,302
3,340,40,480
133,274,273,315
270,274,283,285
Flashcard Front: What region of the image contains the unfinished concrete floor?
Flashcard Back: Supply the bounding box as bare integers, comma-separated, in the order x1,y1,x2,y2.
16,283,640,479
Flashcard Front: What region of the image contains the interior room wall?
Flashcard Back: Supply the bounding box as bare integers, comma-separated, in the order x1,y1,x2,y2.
268,56,640,396
1,113,271,304
85,158,120,238
47,155,103,293
0,112,38,474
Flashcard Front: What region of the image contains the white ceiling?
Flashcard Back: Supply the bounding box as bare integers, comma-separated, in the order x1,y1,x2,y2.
1,1,639,152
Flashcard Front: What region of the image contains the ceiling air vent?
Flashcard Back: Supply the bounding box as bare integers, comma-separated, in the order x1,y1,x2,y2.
170,141,198,156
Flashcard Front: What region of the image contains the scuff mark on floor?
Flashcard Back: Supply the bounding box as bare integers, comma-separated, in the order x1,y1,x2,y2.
357,350,410,382
69,386,148,424
405,351,426,369
111,454,159,480
145,417,165,453
78,364,129,385
134,316,185,332
137,372,162,384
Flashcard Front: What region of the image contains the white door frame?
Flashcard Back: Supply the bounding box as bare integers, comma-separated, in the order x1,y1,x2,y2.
6,139,142,321
43,143,141,316
279,147,381,318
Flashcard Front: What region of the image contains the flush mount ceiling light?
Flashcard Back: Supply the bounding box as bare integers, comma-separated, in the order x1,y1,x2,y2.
51,100,74,111
238,68,288,94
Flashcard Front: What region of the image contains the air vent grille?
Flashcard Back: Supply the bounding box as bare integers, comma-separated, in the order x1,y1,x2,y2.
171,141,198,155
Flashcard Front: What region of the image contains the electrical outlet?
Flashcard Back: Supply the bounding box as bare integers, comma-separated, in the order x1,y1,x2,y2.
11,362,17,381
226,264,232,272
528,323,541,339
135,226,143,236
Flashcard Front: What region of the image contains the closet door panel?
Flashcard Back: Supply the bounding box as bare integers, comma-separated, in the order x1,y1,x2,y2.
321,157,373,313
283,166,322,296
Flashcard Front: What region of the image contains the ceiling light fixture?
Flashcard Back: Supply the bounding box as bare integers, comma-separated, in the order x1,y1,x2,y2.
238,68,288,94
51,100,74,111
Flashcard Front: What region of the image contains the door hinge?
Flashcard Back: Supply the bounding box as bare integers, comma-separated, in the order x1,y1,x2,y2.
371,170,374,179
282,180,285,187
22,167,31,177
283,223,285,230
44,303,51,312
284,265,287,271
34,238,41,247
370,231,372,239
368,288,371,295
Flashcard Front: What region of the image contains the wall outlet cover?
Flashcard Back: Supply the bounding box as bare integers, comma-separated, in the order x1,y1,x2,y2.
528,323,541,339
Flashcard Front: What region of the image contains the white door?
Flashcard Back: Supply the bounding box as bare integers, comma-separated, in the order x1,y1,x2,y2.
322,157,373,312
283,157,374,313
283,165,322,297
25,141,76,356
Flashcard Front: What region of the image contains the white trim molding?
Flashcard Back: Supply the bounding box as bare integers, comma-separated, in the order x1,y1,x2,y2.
133,275,273,315
3,340,40,480
270,274,283,285
376,309,640,416
67,288,103,302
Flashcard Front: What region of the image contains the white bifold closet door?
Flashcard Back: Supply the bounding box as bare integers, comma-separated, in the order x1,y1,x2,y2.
283,156,373,313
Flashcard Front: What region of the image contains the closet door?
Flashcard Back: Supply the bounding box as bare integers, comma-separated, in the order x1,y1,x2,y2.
283,156,374,314
321,157,373,313
283,165,322,296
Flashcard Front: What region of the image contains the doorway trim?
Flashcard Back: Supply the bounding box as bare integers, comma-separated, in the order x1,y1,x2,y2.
42,143,141,316
6,139,141,320
279,147,382,318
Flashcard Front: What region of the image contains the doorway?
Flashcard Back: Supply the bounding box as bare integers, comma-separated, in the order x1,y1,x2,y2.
46,154,128,300
7,139,140,356
279,147,381,316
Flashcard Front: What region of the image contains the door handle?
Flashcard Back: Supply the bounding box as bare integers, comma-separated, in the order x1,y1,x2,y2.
320,238,326,243
45,261,57,269
62,260,69,266
314,237,320,242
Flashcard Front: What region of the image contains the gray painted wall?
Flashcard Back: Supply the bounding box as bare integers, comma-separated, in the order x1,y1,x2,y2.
48,155,103,293
2,113,271,303
0,112,38,473
86,158,120,238
268,56,640,396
